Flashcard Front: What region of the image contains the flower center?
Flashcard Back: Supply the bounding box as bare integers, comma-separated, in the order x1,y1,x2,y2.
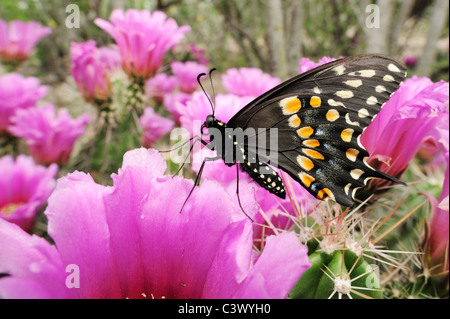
125,292,167,299
0,202,25,217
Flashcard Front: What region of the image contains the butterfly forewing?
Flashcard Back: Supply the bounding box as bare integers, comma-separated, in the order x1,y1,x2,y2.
228,55,406,206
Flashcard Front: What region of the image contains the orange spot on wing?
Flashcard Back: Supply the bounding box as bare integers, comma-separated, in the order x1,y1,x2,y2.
310,96,321,107
285,98,302,113
298,156,314,171
326,109,339,122
303,149,325,160
341,128,354,142
297,126,314,138
346,148,359,161
299,172,315,187
288,115,301,127
317,188,331,200
303,139,320,148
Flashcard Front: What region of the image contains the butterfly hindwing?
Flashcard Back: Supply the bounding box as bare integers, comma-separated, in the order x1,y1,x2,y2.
227,55,406,206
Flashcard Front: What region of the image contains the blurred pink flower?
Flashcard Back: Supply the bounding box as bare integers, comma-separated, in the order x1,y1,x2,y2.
0,73,47,133
222,68,280,97
179,92,253,137
8,104,91,166
298,56,339,73
187,44,209,65
361,77,449,187
145,73,178,103
94,9,190,80
139,107,174,147
423,152,449,275
171,61,208,93
0,19,52,63
163,91,192,124
403,56,417,68
0,148,310,298
0,155,57,231
70,41,121,103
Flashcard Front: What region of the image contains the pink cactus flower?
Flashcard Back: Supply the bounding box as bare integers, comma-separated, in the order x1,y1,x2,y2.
298,56,339,73
95,9,190,80
178,91,254,137
0,148,310,298
145,73,178,103
187,44,209,65
8,104,90,166
361,77,449,186
139,107,175,147
222,67,281,97
163,91,193,124
403,56,417,68
0,155,57,231
423,152,449,276
70,41,121,103
171,61,208,93
0,73,47,134
0,19,52,63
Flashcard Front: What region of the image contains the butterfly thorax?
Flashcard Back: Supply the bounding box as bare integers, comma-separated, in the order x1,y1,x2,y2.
201,114,287,198
202,114,235,166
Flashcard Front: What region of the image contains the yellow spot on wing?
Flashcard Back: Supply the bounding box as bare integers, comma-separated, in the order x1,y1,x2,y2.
297,126,314,138
299,172,315,187
303,139,320,148
303,148,325,160
341,128,354,142
310,96,321,107
346,148,359,162
326,109,339,122
280,97,302,115
286,98,301,112
317,188,332,200
297,155,314,171
288,114,301,128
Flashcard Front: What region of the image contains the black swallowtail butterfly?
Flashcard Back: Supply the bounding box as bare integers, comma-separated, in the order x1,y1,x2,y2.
197,54,406,209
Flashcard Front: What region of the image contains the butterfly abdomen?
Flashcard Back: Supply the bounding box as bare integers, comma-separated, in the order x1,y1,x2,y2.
240,152,286,199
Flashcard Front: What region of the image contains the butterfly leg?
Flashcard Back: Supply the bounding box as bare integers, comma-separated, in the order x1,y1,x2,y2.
179,159,206,214
236,164,254,222
179,155,219,214
173,135,202,177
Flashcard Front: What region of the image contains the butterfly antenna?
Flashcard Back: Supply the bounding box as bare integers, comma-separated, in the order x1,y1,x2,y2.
208,68,217,115
158,135,198,153
197,72,215,115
